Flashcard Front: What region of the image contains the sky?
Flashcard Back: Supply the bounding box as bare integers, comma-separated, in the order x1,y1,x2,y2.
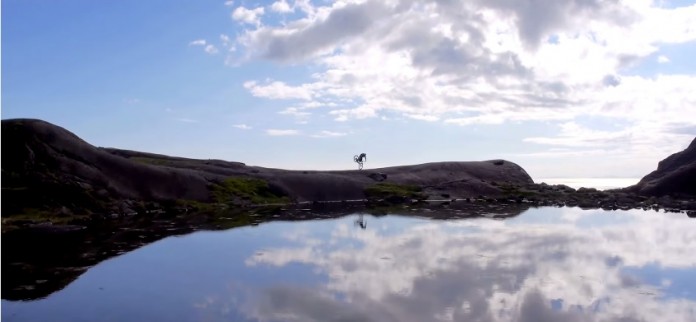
2,0,696,180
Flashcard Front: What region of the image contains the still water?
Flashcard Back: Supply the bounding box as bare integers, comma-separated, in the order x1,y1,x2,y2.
3,207,696,322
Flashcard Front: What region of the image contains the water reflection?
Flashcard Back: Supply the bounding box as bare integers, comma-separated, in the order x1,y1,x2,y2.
3,207,696,322
242,209,696,322
355,214,367,230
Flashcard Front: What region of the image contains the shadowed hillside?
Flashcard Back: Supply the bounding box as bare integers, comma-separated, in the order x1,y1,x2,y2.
627,137,696,197
1,119,534,220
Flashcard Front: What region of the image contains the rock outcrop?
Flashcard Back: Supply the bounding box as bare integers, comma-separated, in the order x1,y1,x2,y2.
627,137,696,197
2,119,217,215
2,119,535,217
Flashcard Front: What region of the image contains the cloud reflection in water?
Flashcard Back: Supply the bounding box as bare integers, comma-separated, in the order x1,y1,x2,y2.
241,208,696,322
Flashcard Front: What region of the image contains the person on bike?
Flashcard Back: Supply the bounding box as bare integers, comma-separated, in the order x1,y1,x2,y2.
354,153,367,170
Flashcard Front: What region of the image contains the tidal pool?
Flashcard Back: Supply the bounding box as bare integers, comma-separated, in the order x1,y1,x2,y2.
3,207,696,321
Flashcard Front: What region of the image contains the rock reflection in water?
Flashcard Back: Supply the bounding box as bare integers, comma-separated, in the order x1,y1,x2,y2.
3,207,696,322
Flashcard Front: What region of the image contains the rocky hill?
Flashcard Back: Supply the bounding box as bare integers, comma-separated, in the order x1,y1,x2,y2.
627,138,696,197
1,119,534,220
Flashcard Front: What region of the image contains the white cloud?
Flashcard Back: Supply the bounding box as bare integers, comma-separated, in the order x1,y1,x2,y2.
190,39,219,55
271,0,293,13
224,0,234,6
239,208,696,322
189,39,207,46
658,55,670,63
266,129,299,136
232,6,265,25
279,107,311,118
244,80,315,100
406,114,439,122
215,0,696,175
524,122,630,148
204,44,219,54
311,130,347,138
233,124,252,129
330,106,378,122
227,0,695,124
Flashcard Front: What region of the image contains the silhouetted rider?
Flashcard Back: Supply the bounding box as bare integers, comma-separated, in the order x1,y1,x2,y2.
353,153,367,170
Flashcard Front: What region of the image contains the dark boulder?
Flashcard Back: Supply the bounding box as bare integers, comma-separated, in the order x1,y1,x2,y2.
627,137,696,197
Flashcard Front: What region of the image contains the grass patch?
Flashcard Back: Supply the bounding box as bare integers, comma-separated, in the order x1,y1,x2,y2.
211,177,289,205
365,183,426,200
499,183,538,198
1,208,91,232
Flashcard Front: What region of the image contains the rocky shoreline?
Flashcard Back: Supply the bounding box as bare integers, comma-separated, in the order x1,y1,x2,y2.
2,118,695,301
3,194,694,301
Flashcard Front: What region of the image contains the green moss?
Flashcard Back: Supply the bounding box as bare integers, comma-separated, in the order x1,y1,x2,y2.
1,208,91,232
365,183,426,200
499,183,538,198
210,177,290,205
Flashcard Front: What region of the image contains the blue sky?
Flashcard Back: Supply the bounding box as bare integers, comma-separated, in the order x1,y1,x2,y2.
2,0,695,179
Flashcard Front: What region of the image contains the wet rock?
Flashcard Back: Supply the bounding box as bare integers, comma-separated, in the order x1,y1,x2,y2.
554,184,576,192
578,187,598,193
687,210,696,218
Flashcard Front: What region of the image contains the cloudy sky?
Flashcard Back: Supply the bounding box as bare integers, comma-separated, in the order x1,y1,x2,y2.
3,0,695,179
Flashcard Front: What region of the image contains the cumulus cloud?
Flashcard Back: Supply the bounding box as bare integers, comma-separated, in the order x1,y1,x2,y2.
233,124,252,129
232,6,265,25
266,129,299,136
271,0,292,13
216,0,696,174
658,55,670,63
228,0,695,124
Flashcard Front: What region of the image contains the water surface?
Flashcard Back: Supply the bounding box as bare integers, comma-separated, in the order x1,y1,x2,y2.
536,178,640,190
3,207,695,321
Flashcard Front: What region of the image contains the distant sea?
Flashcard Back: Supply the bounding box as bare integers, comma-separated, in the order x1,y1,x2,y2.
536,178,640,190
